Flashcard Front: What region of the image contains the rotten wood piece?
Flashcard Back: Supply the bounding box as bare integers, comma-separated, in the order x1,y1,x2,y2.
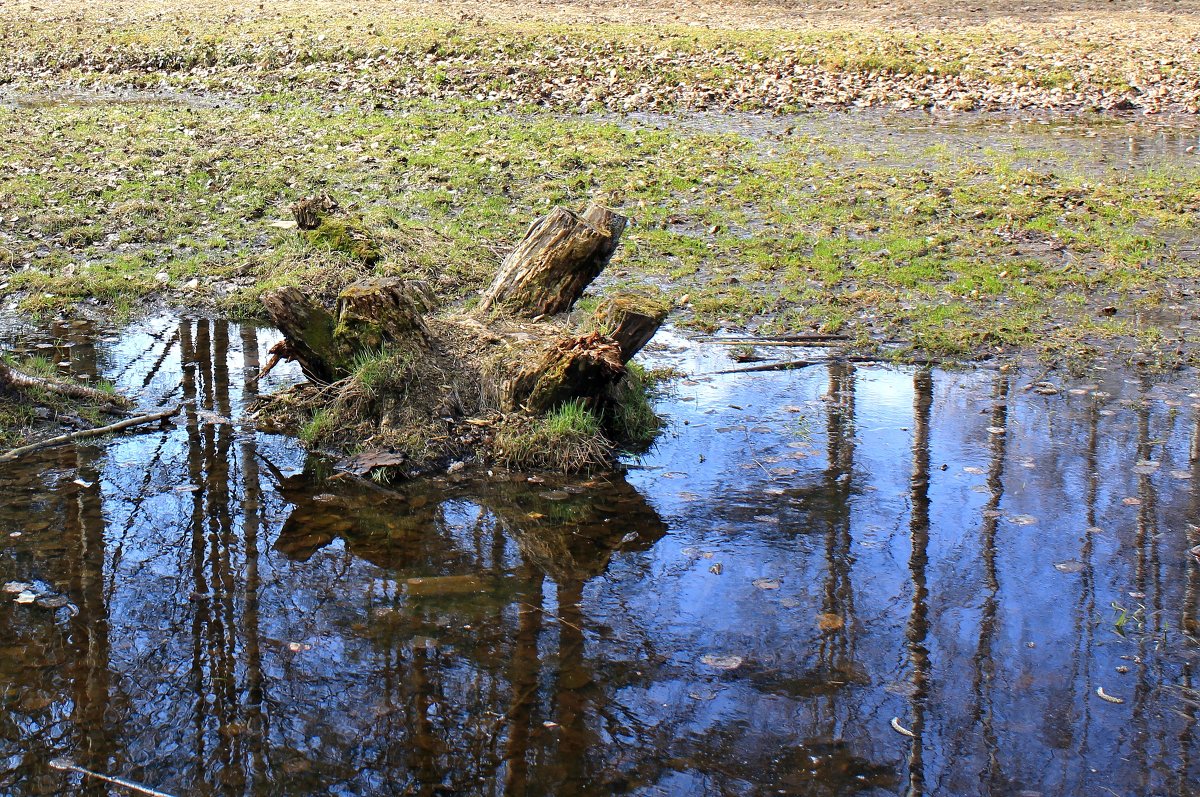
0,360,130,408
479,202,627,317
261,277,432,383
594,292,670,362
499,332,626,415
290,193,339,230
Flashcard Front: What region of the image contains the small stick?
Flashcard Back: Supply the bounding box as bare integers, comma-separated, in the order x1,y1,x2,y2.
517,601,583,632
49,758,177,797
712,359,820,375
705,339,845,348
0,406,181,464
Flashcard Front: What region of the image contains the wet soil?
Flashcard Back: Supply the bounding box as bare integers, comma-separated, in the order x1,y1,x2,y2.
0,315,1197,795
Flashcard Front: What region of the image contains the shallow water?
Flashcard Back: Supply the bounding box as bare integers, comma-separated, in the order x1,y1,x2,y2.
614,109,1200,174
1,316,1198,796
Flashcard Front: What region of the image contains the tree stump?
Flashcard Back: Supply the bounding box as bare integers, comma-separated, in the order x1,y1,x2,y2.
497,332,626,415
262,278,432,383
593,292,670,362
259,199,670,474
478,202,627,317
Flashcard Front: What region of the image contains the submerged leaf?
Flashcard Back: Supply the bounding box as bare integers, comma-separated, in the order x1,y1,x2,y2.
817,612,845,631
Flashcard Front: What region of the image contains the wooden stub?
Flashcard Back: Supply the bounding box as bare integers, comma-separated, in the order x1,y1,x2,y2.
479,202,627,317
334,277,432,356
263,278,433,384
501,332,625,414
290,193,339,230
261,286,340,383
593,293,669,362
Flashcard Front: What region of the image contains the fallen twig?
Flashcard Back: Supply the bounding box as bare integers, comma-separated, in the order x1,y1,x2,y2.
0,359,131,407
0,406,181,464
700,334,850,343
49,758,177,797
709,354,939,376
712,359,820,375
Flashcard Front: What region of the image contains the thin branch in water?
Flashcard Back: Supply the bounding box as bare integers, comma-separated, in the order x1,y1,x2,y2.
49,758,177,797
0,406,181,464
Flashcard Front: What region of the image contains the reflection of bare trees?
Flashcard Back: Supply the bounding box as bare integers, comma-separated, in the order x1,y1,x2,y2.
818,363,858,698
1178,402,1200,793
967,372,1008,791
904,369,933,797
65,443,115,795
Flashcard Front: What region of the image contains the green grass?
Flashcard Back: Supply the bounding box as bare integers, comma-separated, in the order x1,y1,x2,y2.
0,87,1196,363
494,399,609,471
606,362,664,449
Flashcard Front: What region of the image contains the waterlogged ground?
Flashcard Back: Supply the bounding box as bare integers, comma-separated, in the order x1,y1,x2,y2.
1,315,1198,795
1,87,1199,362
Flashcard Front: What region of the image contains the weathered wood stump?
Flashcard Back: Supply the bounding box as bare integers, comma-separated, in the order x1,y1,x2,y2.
479,202,626,317
259,199,669,473
498,332,626,414
262,278,432,383
594,292,670,361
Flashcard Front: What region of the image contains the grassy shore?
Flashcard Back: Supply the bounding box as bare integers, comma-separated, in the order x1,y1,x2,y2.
1,1,1199,365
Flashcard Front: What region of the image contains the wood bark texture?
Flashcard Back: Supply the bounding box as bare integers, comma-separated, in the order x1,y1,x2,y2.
593,293,669,362
262,278,432,383
479,202,627,317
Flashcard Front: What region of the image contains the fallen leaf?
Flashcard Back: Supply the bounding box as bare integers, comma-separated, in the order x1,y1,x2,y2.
817,612,845,631
700,654,743,670
752,578,781,590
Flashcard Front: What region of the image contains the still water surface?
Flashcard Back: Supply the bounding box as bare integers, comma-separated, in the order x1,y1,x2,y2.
0,316,1197,796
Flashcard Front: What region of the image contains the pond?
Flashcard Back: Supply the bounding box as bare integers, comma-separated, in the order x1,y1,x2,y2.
0,315,1197,795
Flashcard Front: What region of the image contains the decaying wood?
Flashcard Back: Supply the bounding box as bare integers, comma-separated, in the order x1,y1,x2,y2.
594,293,670,362
0,405,181,464
260,287,339,383
478,202,627,317
260,199,669,475
499,331,626,414
0,360,130,407
261,278,432,383
291,193,339,230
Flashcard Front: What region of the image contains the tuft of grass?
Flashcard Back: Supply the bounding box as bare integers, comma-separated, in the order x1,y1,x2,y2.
494,399,609,472
299,407,334,447
605,362,662,450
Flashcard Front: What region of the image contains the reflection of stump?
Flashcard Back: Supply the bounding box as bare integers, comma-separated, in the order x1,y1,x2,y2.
479,203,626,317
274,473,667,581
